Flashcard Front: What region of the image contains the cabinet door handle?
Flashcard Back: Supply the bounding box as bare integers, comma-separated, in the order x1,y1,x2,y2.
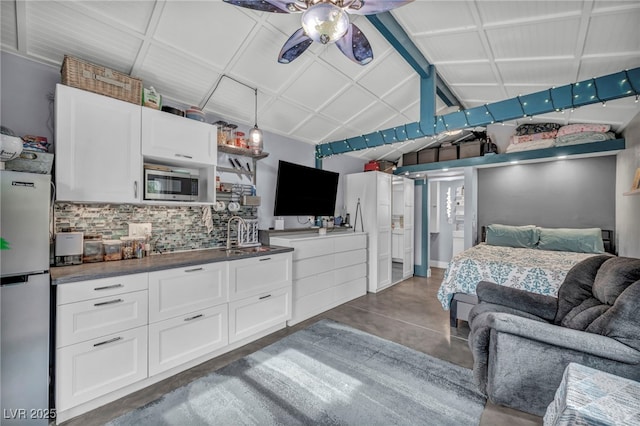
259,294,272,300
93,336,122,347
259,257,271,262
184,314,203,322
134,180,138,198
94,283,123,291
94,298,123,307
184,267,204,273
175,153,193,159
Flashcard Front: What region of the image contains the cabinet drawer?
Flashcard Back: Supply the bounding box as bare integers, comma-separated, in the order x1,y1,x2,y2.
290,238,334,260
56,325,147,411
149,262,228,323
57,273,148,305
228,286,291,343
335,263,367,286
149,304,228,376
295,270,334,300
228,253,291,302
293,254,334,280
57,290,148,348
335,234,367,252
335,248,367,269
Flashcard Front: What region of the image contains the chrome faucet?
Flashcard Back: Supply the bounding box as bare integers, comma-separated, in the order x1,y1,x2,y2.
226,215,247,250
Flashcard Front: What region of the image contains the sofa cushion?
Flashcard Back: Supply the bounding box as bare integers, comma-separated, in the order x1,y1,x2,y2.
592,257,640,305
587,281,640,351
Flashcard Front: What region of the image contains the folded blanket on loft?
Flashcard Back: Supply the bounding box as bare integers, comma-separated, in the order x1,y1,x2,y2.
555,131,615,146
505,138,555,153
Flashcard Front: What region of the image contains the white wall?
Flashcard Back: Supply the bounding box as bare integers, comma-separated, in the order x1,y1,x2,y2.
618,112,640,257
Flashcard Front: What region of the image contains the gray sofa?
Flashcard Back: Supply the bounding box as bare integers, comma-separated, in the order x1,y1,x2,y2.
467,255,640,416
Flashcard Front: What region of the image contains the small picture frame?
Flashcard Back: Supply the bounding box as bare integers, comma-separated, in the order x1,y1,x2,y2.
633,168,640,191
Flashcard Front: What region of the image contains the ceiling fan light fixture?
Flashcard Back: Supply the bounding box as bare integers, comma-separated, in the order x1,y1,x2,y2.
301,3,349,44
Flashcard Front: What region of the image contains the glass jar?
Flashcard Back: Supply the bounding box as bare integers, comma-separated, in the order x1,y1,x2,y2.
226,124,238,146
120,237,136,260
235,131,246,148
214,121,228,145
103,240,122,261
83,234,103,263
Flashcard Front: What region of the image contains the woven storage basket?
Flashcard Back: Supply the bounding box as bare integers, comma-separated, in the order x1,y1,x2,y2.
61,55,142,105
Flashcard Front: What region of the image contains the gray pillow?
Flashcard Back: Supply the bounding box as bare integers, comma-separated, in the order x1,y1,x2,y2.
537,227,605,253
485,224,539,249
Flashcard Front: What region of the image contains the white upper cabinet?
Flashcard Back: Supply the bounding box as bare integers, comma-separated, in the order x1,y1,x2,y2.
141,108,216,167
55,84,142,203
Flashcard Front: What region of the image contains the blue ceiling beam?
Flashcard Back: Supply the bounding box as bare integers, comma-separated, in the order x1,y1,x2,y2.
366,13,461,109
316,68,640,158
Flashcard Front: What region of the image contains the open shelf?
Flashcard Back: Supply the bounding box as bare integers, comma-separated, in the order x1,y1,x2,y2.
217,144,269,160
395,138,625,175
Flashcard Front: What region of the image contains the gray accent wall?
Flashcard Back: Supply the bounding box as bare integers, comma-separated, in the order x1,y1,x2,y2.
478,156,616,241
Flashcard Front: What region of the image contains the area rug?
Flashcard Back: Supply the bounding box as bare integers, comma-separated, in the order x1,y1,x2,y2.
108,319,486,425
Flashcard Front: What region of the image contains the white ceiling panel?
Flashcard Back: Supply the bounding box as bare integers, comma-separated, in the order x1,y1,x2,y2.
258,98,313,135
25,1,142,72
230,25,312,94
281,61,351,111
320,85,378,124
485,18,581,60
357,52,415,98
415,32,488,63
1,0,18,51
69,0,156,34
1,0,638,160
477,1,582,25
583,9,640,56
153,1,255,69
136,44,219,107
436,62,497,85
497,60,576,85
395,1,476,35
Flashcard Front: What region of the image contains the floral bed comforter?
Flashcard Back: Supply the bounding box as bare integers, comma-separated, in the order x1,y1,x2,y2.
437,243,598,310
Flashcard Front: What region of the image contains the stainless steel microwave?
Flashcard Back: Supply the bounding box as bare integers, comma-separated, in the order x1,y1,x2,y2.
144,168,199,201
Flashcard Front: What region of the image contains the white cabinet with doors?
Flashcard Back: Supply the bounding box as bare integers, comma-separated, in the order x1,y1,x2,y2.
55,274,149,412
141,107,217,167
227,252,292,343
147,262,229,375
346,172,414,291
55,84,142,203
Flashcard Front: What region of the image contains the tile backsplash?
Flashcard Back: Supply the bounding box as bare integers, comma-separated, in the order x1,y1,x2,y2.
54,203,257,254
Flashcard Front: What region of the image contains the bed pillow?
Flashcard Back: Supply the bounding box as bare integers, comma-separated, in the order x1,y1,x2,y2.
485,224,539,248
537,227,605,253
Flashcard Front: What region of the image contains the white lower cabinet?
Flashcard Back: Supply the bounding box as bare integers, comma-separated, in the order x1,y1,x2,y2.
56,325,147,411
228,286,291,344
55,253,293,423
269,232,368,326
149,304,228,375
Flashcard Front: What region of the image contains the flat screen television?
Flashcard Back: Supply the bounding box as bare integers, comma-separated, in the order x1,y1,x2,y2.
273,160,339,216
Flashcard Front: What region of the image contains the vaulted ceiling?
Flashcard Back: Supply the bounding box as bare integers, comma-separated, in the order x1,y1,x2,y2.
2,0,639,161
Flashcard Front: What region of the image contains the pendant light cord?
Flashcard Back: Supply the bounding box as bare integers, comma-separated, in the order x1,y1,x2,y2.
254,88,258,127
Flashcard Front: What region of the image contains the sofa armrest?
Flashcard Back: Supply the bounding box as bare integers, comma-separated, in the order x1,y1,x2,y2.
476,281,557,321
487,312,640,364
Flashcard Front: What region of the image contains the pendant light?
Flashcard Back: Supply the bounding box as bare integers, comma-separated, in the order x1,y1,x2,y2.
248,88,263,155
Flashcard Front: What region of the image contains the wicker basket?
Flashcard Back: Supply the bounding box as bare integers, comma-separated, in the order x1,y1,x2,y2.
61,55,142,105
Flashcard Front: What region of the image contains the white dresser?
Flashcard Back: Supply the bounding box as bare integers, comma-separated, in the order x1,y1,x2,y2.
270,231,367,326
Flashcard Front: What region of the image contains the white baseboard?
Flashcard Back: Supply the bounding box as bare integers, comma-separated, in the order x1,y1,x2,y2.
430,260,449,269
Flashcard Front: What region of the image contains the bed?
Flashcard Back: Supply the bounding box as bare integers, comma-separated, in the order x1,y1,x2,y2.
439,225,614,327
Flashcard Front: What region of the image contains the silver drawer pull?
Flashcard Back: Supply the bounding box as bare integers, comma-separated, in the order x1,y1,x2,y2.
259,294,272,300
94,298,123,307
94,283,123,291
184,267,204,273
175,153,193,159
93,336,122,347
259,257,271,261
184,314,204,322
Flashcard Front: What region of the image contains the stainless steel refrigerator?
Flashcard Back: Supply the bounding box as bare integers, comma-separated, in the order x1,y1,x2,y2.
1,170,51,425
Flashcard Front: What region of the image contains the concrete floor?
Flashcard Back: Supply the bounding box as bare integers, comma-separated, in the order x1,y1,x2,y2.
62,269,542,425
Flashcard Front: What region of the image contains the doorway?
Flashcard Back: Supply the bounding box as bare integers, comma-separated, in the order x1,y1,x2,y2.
428,175,465,270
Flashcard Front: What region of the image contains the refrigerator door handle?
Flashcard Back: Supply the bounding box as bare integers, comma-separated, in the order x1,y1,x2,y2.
1,275,28,287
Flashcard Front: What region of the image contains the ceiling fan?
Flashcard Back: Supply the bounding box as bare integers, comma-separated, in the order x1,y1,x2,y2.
223,0,414,65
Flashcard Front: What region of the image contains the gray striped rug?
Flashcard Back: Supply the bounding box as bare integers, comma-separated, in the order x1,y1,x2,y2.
108,320,485,425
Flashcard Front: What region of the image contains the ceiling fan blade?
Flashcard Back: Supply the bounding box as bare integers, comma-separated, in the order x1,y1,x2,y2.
345,0,415,15
335,23,373,65
222,0,305,14
278,28,313,64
